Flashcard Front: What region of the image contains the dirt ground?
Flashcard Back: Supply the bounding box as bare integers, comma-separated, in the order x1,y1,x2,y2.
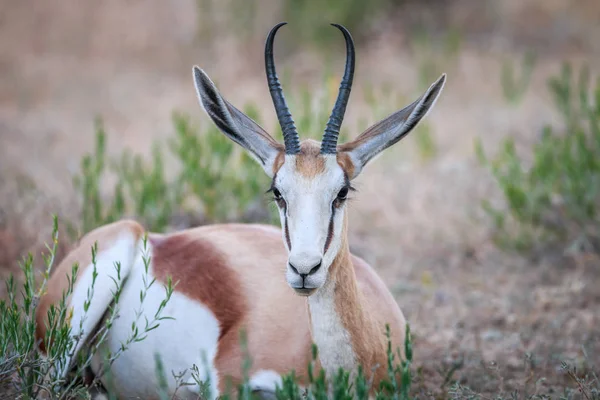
1,0,599,397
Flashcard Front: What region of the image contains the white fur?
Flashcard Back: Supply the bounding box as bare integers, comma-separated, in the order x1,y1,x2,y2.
61,232,139,379
90,240,221,399
307,278,357,378
249,369,283,392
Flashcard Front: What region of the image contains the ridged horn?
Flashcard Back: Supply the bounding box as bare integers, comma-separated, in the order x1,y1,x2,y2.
265,22,300,155
320,23,355,154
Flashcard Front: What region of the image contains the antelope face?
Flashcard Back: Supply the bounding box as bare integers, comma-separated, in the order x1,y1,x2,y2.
269,141,351,295
192,22,446,296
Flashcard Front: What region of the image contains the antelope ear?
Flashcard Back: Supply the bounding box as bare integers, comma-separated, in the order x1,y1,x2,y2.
193,66,284,177
338,74,446,178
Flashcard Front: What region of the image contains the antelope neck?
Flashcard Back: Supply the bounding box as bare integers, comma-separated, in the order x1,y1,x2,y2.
306,213,382,379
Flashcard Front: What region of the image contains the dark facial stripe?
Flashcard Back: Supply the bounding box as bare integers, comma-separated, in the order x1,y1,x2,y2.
269,173,292,250
283,205,292,251
323,202,336,254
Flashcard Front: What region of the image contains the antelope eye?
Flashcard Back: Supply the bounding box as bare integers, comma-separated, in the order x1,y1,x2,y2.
272,188,282,200
337,187,349,200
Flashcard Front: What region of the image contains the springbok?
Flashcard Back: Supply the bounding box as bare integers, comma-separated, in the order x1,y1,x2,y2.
35,22,445,399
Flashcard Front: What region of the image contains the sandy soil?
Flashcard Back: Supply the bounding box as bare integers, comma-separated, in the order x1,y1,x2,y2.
1,0,599,396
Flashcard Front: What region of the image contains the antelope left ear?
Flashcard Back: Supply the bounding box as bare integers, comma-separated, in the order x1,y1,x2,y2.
338,74,446,179
193,66,284,177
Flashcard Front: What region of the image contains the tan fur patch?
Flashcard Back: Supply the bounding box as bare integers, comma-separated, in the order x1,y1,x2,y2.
151,233,248,342
272,151,285,175
295,140,326,178
336,152,355,180
35,220,145,353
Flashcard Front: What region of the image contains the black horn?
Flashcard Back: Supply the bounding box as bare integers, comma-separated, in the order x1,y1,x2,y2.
321,24,355,154
265,22,300,155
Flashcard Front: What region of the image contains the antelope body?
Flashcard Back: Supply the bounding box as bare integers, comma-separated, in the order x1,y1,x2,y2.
35,23,445,399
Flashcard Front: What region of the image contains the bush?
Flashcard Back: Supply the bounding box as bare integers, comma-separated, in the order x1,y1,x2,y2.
72,110,278,235
169,110,272,224
476,63,600,254
0,217,174,399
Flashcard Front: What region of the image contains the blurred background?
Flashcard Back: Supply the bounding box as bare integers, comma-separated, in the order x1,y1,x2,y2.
1,0,599,397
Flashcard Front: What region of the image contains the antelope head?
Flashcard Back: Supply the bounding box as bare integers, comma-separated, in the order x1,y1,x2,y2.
193,22,446,296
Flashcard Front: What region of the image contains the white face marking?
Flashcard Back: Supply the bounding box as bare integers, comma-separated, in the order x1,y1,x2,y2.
273,155,348,295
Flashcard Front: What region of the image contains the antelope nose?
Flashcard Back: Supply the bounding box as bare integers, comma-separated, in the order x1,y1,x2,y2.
288,257,323,277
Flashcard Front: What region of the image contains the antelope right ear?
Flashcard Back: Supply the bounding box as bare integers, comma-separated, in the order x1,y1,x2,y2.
193,66,284,177
338,74,446,178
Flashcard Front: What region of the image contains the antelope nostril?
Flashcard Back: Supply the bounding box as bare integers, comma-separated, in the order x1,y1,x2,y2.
289,263,299,275
309,260,322,275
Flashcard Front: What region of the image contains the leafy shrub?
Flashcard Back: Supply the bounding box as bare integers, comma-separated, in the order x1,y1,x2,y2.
112,142,184,233
72,110,277,234
170,110,272,224
72,118,127,235
476,63,600,253
0,217,174,399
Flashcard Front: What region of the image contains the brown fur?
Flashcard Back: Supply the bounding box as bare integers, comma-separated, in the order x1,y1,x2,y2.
336,152,356,180
35,219,145,353
272,151,285,176
328,214,406,389
150,233,247,341
295,140,326,178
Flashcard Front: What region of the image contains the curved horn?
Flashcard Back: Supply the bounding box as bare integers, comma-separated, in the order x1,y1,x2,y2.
265,22,300,155
321,24,355,154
